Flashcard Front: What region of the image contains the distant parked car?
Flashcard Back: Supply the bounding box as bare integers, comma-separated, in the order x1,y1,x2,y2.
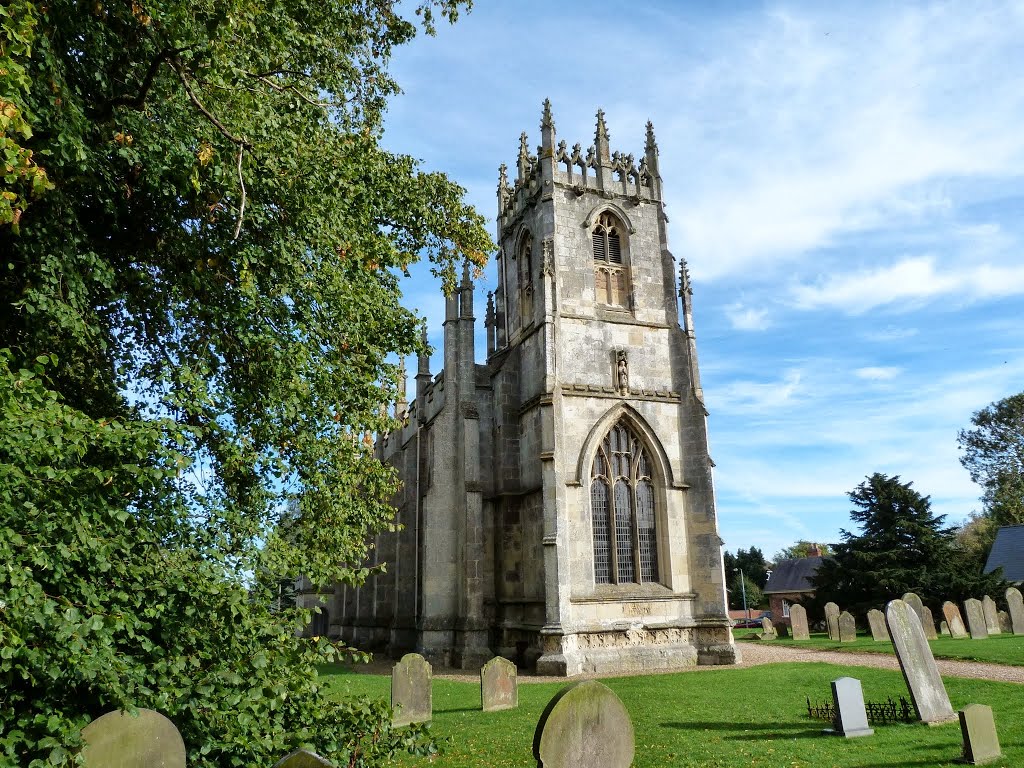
733,612,772,628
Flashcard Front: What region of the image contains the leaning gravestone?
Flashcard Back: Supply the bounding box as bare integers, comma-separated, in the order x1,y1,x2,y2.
533,681,634,768
920,606,938,640
481,656,518,711
825,602,841,641
998,610,1011,634
964,599,989,640
756,617,778,641
1006,587,1024,635
943,601,969,639
273,750,335,768
982,595,1001,635
866,609,889,642
789,603,810,641
824,677,874,738
838,611,857,643
885,599,956,724
81,709,186,768
959,704,1002,765
902,592,926,625
391,653,432,726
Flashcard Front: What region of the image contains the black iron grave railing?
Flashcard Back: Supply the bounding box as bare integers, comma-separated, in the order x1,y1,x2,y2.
806,695,914,725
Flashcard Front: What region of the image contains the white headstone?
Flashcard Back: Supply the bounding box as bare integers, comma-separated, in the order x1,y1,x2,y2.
825,677,874,738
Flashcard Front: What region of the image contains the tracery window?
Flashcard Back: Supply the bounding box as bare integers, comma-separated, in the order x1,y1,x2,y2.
592,212,629,308
590,420,659,584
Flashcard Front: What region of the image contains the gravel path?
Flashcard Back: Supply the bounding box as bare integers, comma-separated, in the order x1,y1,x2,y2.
736,641,1024,684
367,642,1024,685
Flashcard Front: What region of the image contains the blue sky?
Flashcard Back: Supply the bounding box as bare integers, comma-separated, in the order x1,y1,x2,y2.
379,1,1024,560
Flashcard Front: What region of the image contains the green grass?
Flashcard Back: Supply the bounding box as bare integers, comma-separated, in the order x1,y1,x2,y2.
320,662,1024,767
734,630,1024,666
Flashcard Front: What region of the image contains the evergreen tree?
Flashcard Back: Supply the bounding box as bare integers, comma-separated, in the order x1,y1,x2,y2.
813,473,1004,615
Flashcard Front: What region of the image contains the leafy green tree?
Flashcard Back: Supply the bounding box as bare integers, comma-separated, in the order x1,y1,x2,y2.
813,473,1005,616
1,0,490,765
774,540,832,561
726,572,764,612
959,392,1024,530
723,546,769,609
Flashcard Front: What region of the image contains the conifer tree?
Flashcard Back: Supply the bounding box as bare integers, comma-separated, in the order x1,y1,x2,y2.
813,473,1004,615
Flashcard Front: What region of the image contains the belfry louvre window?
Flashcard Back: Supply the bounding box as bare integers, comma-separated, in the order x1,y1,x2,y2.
590,420,659,584
592,212,628,307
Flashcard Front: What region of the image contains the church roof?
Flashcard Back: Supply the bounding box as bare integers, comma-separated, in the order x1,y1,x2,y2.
985,525,1024,583
764,556,824,594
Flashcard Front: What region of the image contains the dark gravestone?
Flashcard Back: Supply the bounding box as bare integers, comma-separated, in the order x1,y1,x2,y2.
391,652,432,726
982,595,1001,635
789,603,810,641
825,602,840,641
998,610,1011,634
920,606,938,640
959,704,1002,765
533,681,634,768
776,622,789,638
824,677,873,738
964,599,989,639
885,599,956,724
838,611,857,642
1006,587,1024,635
866,609,889,642
273,750,335,767
943,601,969,639
81,709,185,768
481,656,518,711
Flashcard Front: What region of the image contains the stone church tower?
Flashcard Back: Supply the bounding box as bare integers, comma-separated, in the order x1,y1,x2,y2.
319,103,738,675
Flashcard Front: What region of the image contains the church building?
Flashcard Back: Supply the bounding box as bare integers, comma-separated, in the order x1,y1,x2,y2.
320,103,738,675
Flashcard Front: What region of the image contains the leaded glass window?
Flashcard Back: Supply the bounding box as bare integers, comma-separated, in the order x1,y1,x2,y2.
590,420,660,584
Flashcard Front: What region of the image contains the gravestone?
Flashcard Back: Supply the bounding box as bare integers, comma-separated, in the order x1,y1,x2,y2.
940,620,950,636
81,709,186,768
998,610,1011,634
963,599,989,639
943,601,969,639
885,599,956,724
825,602,840,641
533,681,634,768
481,656,518,711
756,617,777,641
959,704,1001,765
273,750,335,768
982,595,1000,635
902,592,926,625
920,606,938,640
776,622,789,638
789,603,810,640
838,611,857,642
391,653,432,726
866,609,889,642
1006,587,1024,635
824,677,874,738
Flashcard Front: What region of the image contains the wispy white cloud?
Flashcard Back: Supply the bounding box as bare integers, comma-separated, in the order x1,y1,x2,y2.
855,366,901,381
789,256,1024,313
725,303,771,331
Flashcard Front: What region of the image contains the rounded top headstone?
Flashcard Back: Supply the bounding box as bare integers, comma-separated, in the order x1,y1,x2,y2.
273,749,335,768
533,681,634,768
81,709,185,768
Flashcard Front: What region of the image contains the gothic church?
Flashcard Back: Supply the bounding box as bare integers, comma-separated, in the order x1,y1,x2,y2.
319,103,737,675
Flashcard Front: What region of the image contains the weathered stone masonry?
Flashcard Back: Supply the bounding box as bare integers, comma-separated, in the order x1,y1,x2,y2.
316,103,738,675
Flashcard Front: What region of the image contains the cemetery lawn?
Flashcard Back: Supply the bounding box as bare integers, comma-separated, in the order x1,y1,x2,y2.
319,662,1023,767
735,630,1024,666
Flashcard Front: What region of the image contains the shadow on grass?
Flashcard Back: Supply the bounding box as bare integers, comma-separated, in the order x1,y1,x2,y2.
660,720,822,740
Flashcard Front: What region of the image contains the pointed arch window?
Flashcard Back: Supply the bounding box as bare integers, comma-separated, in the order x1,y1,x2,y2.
590,420,659,584
592,212,629,308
